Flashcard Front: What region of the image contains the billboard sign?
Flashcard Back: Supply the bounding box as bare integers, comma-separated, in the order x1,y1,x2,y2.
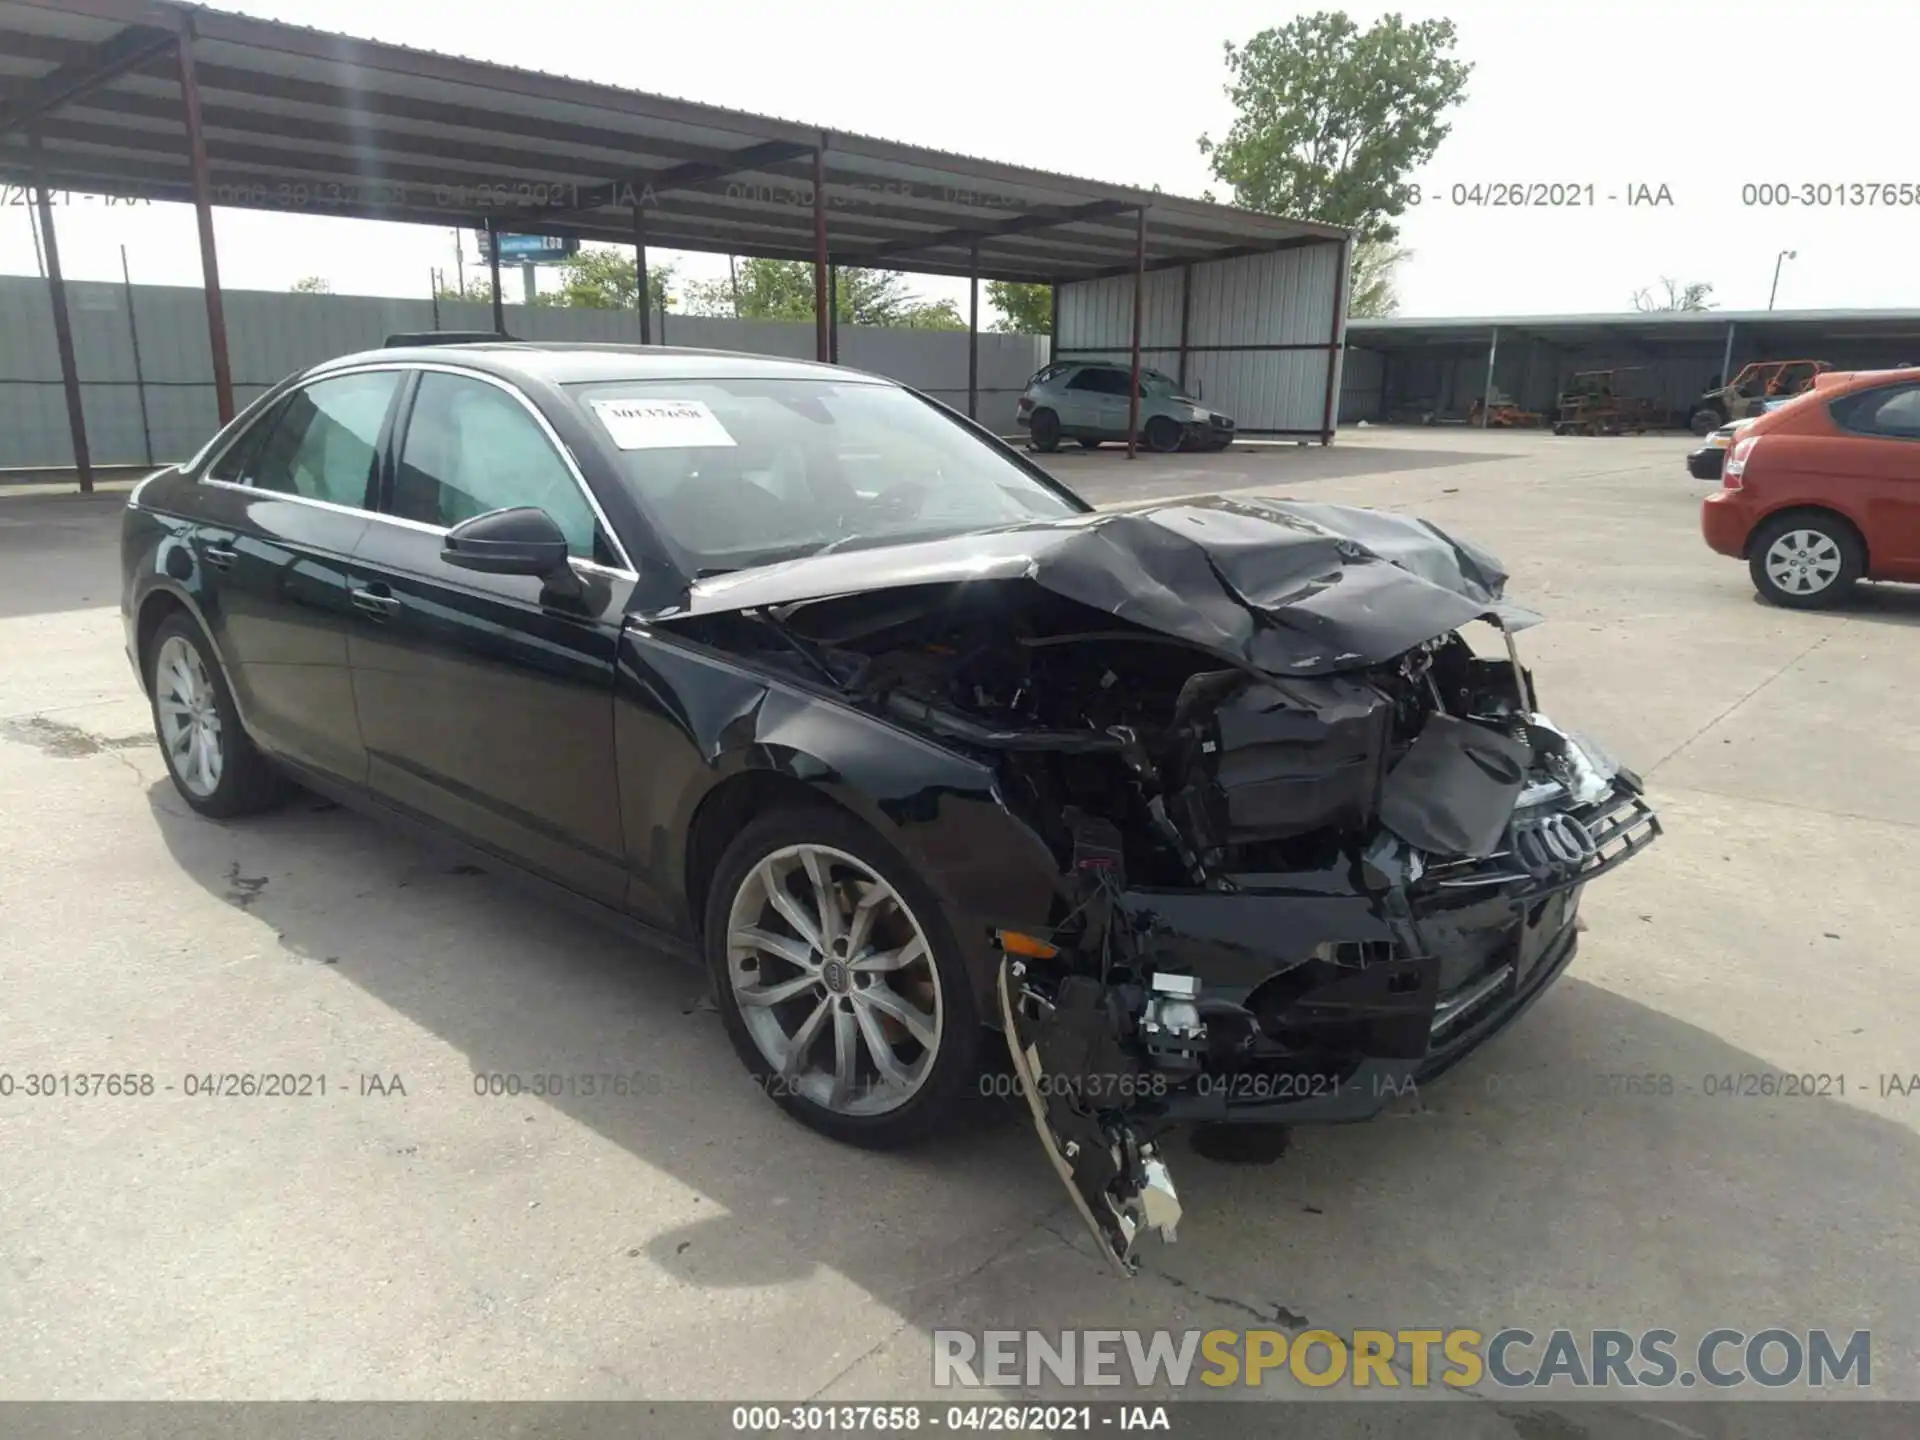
475,232,579,264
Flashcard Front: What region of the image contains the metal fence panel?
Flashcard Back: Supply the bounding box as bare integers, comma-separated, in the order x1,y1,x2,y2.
0,275,1053,466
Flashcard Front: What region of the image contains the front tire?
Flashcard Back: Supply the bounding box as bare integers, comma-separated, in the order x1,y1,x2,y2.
1748,512,1863,609
1690,407,1724,436
704,805,982,1149
1144,416,1183,453
147,613,290,817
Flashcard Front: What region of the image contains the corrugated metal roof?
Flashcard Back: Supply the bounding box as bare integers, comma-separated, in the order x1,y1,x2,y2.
0,0,1348,284
1351,309,1920,345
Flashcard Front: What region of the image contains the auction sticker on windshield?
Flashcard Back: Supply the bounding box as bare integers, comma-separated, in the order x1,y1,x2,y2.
589,397,737,449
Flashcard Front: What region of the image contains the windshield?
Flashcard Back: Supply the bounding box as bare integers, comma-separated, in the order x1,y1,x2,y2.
571,378,1085,574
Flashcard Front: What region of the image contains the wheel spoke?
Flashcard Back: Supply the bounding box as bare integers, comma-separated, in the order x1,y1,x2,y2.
830,1003,859,1109
737,970,820,1008
780,996,832,1079
859,983,938,1049
731,925,817,971
853,1000,913,1091
851,934,927,973
843,881,889,957
800,848,844,949
758,859,823,950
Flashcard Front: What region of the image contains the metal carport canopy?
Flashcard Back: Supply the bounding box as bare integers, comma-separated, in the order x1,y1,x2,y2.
0,0,1343,284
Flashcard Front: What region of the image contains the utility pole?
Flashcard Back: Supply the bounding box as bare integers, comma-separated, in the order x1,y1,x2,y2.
1769,249,1797,311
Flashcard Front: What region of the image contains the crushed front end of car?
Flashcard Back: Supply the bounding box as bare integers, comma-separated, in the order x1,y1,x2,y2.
676,495,1660,1274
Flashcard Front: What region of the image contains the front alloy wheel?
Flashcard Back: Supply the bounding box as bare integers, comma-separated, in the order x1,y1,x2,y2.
705,809,980,1148
726,843,942,1116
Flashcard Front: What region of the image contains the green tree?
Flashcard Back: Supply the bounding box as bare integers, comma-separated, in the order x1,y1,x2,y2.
682,258,962,328
1347,240,1409,318
986,280,1051,334
432,275,496,303
528,244,677,313
1631,277,1715,312
1198,11,1472,243
289,275,332,294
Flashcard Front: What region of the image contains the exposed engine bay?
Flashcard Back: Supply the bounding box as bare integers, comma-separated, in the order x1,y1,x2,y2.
672,497,1661,1274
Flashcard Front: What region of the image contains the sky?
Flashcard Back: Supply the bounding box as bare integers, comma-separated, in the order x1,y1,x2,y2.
3,0,1915,319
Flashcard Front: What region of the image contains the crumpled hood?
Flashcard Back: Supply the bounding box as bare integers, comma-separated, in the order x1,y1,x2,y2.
672,495,1539,675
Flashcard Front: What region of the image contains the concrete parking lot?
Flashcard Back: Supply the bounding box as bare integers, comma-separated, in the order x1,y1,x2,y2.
3,428,1917,1409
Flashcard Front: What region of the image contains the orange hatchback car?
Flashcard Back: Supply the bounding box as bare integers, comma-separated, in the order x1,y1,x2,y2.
1701,368,1920,607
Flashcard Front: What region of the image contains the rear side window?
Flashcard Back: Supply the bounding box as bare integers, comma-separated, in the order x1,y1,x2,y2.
1831,384,1920,438
246,372,401,508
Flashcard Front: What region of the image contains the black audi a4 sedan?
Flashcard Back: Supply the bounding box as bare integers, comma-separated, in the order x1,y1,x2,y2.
123,340,1658,1272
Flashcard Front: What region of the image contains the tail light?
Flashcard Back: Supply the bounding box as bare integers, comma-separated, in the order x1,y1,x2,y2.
1016,396,1033,416
1723,435,1759,488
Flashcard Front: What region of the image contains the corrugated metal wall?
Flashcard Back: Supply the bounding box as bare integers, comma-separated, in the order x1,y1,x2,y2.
1055,241,1346,435
0,276,1049,468
1340,329,1920,426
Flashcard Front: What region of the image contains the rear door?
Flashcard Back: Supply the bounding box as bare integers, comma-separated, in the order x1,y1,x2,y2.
1826,382,1920,570
1055,369,1106,432
191,368,402,782
346,367,635,904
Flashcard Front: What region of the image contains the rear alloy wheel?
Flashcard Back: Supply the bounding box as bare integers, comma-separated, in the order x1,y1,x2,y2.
705,809,980,1148
1748,513,1863,609
147,613,289,817
1144,416,1184,453
1029,408,1061,452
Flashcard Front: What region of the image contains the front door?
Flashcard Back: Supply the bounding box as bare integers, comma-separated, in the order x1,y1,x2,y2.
189,369,402,783
347,368,632,905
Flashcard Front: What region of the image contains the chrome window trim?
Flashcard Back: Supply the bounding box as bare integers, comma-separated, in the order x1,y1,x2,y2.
194,359,638,575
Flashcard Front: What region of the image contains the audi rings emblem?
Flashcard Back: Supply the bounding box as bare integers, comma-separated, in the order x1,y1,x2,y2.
1509,812,1598,878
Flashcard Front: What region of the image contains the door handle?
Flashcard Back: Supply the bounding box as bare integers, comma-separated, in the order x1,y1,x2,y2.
202,539,238,571
350,584,401,619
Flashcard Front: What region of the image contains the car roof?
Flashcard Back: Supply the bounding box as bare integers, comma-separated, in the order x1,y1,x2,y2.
308,342,894,388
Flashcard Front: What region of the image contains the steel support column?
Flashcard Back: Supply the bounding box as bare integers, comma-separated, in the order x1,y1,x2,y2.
812,142,829,363
29,130,91,493
1176,262,1194,392
1126,206,1146,460
176,31,234,426
1719,322,1736,394
1319,236,1351,444
828,265,839,363
1049,283,1061,364
633,206,651,344
484,218,504,333
967,246,979,421
1481,326,1500,428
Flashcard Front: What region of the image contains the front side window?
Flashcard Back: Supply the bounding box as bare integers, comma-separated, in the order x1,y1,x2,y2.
245,371,400,508
391,372,600,558
571,377,1085,575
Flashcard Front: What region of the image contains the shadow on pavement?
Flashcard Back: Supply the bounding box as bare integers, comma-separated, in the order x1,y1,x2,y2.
145,778,1920,1398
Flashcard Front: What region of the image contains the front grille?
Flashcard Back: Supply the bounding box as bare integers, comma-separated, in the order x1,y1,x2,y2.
1423,788,1659,898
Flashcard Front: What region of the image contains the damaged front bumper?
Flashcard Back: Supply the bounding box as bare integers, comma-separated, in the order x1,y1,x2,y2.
998,768,1659,1274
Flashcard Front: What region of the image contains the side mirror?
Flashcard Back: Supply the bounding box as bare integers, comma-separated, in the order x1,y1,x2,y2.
443,507,580,596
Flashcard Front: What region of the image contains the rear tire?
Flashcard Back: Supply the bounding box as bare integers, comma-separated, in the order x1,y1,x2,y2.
147,612,291,818
1029,408,1061,452
704,805,982,1150
1747,511,1863,609
1690,407,1724,436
